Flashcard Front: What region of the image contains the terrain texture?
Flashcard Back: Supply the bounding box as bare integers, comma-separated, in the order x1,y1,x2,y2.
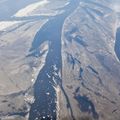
0,0,120,120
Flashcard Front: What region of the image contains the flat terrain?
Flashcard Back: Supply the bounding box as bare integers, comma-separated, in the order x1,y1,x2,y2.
0,0,120,120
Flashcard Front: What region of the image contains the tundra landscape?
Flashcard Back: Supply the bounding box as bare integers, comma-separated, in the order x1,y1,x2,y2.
0,0,120,120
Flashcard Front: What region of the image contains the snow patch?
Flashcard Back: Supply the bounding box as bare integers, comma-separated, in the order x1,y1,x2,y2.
0,21,21,31
14,0,50,17
112,1,120,12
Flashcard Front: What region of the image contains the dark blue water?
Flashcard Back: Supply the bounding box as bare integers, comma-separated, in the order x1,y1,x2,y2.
79,67,84,79
115,27,120,61
28,0,80,120
87,65,99,75
74,95,99,119
74,87,99,120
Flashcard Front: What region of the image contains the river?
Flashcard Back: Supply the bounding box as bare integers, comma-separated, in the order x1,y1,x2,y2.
28,0,80,120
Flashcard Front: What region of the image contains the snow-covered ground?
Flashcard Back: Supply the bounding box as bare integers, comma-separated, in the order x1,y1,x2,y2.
14,0,50,17
0,21,21,31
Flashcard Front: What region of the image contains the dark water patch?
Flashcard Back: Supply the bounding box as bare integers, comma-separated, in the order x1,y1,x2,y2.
115,28,120,61
61,85,75,120
97,77,103,85
83,7,96,20
0,111,28,118
66,85,73,89
74,58,81,64
79,67,84,79
2,100,8,103
74,92,99,119
69,27,78,34
84,23,93,30
75,87,80,93
29,45,61,119
74,95,99,119
66,52,81,70
111,101,116,104
94,92,101,97
65,32,73,42
81,82,91,92
8,112,28,117
29,0,80,52
112,109,117,113
80,82,115,106
66,53,75,69
94,91,116,104
87,66,104,85
5,91,25,98
88,8,104,17
74,86,98,116
87,66,99,75
64,27,78,42
74,35,88,47
65,27,88,47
